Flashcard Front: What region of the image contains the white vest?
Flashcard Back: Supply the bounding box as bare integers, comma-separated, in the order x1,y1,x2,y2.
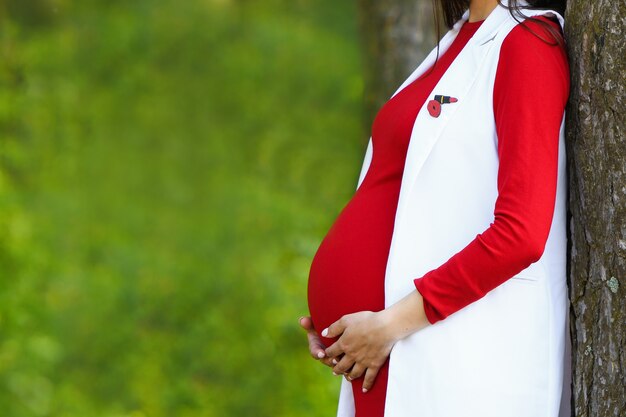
336,2,571,417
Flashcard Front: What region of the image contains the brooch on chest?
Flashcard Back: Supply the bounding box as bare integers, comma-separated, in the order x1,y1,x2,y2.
427,95,458,118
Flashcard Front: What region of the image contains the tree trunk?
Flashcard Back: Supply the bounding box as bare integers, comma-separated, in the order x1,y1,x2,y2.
355,0,436,128
564,1,626,416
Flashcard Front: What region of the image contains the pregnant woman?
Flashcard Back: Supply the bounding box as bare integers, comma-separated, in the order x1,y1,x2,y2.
301,1,571,417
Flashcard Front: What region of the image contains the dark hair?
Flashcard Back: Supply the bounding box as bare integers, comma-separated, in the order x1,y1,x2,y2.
422,0,566,78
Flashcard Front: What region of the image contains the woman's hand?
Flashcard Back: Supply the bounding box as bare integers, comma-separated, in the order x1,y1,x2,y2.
322,289,431,392
298,316,336,368
321,311,397,392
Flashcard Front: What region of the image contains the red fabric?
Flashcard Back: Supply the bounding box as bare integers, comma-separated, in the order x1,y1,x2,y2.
413,16,570,325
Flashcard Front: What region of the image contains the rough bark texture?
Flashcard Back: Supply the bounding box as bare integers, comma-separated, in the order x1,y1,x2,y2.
356,0,436,128
564,1,626,416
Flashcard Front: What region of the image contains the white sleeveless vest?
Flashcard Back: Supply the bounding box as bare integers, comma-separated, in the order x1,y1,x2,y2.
336,2,571,417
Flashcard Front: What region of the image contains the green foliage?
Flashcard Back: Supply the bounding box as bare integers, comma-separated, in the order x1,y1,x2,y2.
0,0,365,415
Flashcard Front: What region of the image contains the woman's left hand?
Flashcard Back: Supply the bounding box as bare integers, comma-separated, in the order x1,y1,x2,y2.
322,310,398,392
322,289,431,392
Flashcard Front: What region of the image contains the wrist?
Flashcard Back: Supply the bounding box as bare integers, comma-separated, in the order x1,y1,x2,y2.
381,290,430,341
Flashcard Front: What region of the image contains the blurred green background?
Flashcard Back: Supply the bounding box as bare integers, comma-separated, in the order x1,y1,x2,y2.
0,0,367,415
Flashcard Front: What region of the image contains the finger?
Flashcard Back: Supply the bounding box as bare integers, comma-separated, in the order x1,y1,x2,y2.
324,353,343,368
299,316,328,360
362,367,380,393
341,363,355,380
321,314,349,339
298,316,314,331
345,362,366,382
324,338,345,359
306,330,327,360
320,356,335,367
332,354,355,376
318,353,343,368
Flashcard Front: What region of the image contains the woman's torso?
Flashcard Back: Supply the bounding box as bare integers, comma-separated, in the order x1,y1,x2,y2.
306,19,485,417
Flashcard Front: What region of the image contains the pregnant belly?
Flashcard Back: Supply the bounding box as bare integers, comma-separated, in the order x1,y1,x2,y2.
307,186,399,346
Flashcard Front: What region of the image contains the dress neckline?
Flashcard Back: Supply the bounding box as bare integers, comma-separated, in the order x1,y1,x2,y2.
461,18,486,31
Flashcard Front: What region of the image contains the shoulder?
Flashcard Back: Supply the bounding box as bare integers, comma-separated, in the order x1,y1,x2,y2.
495,14,570,105
503,14,565,52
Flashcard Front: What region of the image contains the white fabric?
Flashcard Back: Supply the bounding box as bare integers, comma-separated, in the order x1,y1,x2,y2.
339,1,571,416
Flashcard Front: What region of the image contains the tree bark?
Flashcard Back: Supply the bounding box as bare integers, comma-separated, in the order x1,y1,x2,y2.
564,1,626,416
355,0,436,129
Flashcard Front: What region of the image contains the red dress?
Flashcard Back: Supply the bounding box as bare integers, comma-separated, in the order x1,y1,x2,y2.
307,15,567,417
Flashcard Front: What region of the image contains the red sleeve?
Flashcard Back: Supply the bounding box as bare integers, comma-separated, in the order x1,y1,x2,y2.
412,16,570,325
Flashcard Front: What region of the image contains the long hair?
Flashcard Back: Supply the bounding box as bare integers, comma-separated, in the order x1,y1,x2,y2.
422,0,566,79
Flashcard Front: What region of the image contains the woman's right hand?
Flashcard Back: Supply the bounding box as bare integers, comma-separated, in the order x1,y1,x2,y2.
298,316,337,369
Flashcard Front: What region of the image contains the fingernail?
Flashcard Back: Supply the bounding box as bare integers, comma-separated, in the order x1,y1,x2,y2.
332,358,338,365
317,351,325,359
321,328,328,337
332,371,338,376
346,376,352,381
362,388,368,393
